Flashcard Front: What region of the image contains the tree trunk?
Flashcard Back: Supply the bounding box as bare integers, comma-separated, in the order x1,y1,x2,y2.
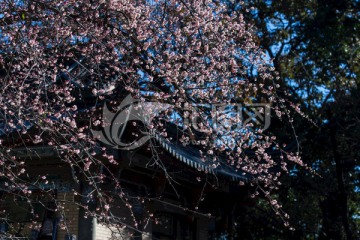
329,114,353,240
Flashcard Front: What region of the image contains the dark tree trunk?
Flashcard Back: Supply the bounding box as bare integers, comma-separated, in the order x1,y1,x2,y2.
329,114,353,240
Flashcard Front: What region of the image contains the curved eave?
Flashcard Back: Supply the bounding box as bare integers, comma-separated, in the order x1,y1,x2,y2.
154,134,249,183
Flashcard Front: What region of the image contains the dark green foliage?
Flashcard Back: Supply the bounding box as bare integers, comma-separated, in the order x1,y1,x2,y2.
224,0,360,238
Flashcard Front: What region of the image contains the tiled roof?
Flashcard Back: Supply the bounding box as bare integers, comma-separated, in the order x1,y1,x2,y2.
154,134,249,182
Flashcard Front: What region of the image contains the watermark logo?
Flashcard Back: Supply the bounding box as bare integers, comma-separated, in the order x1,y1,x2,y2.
242,103,271,130
91,95,271,150
187,103,271,133
91,95,171,150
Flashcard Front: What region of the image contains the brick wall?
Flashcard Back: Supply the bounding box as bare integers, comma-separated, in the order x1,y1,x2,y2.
94,203,134,240
94,223,113,240
56,192,79,240
94,222,133,240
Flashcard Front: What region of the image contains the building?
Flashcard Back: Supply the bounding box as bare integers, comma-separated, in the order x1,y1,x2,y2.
0,58,254,240
0,130,252,240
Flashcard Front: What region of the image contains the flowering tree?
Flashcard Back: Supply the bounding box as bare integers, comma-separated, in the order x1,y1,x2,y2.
0,0,305,236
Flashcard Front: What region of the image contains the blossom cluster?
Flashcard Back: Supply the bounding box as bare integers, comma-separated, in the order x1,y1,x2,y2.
0,0,304,231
